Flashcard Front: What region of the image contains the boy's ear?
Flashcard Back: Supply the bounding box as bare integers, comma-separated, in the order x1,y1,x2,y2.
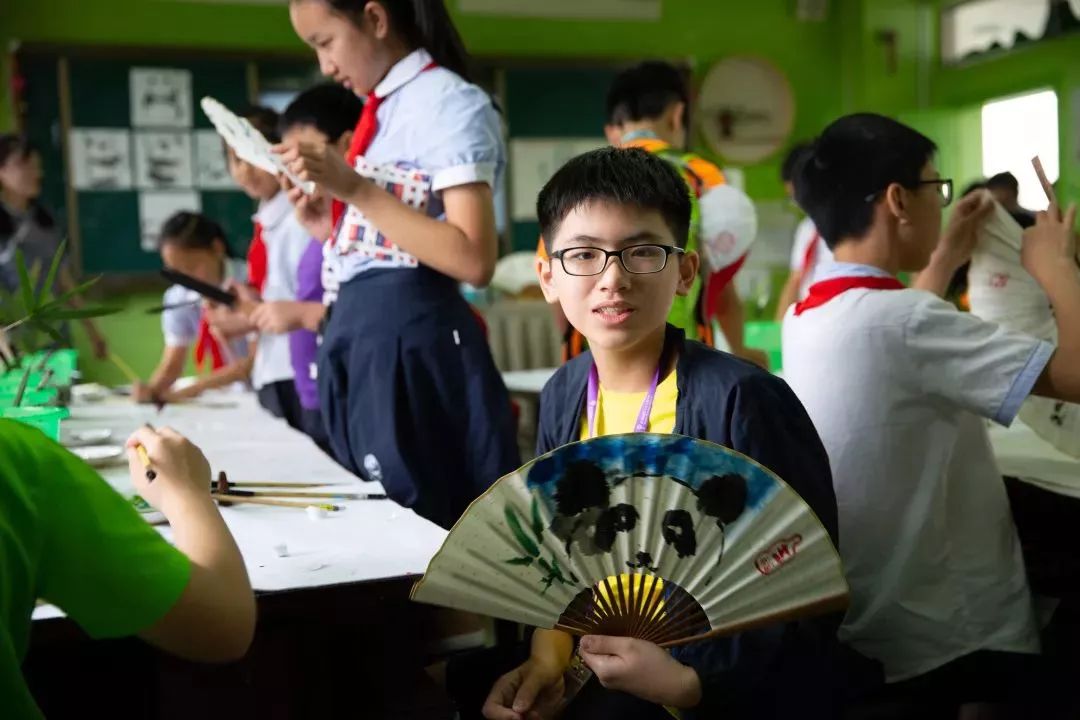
884,182,910,224
336,131,353,156
536,240,560,304
675,249,700,297
669,101,687,135
604,123,623,147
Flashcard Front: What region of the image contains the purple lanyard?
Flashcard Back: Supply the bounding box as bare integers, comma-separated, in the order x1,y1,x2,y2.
586,363,662,439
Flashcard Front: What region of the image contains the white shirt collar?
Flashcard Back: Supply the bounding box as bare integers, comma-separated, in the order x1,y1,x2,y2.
374,48,434,99
253,190,292,231
816,261,896,281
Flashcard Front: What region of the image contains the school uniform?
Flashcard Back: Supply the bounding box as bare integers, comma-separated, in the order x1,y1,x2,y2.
535,324,843,718
782,262,1058,703
160,273,250,376
252,191,310,431
789,217,834,300
318,49,520,529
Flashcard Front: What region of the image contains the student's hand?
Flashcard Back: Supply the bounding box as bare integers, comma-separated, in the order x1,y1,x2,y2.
132,380,161,405
482,658,566,720
126,425,213,517
275,140,363,203
934,190,994,270
223,280,261,316
578,635,702,709
204,300,256,336
282,177,333,240
1022,201,1078,288
250,301,301,335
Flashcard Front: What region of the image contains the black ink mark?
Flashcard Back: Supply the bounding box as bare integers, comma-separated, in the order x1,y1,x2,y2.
661,509,697,558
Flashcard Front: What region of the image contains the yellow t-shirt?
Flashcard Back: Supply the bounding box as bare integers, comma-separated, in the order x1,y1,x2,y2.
580,369,678,440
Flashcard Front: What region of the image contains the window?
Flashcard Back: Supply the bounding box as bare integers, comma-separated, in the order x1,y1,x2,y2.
981,89,1059,210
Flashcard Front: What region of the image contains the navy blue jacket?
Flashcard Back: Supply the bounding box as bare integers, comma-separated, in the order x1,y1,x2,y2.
537,325,843,719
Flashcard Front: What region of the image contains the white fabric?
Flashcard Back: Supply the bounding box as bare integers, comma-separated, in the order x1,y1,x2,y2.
32,391,446,623
782,263,1050,681
160,285,201,348
332,48,504,284
252,191,309,389
968,199,1080,459
697,184,758,272
788,217,834,299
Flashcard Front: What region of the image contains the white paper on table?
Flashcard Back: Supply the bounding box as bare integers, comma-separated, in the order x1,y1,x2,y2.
138,190,201,252
133,131,194,189
130,68,193,129
193,129,234,189
68,129,133,191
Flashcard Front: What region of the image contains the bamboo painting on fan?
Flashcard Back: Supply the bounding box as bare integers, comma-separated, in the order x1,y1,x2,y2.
412,433,848,648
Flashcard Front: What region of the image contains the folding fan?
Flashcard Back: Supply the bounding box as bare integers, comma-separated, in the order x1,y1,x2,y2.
200,96,315,195
411,434,848,647
969,197,1080,459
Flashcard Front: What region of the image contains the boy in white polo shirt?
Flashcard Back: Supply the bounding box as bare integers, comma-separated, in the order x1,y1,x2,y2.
782,113,1080,712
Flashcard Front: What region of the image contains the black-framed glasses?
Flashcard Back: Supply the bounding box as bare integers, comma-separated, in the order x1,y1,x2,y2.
864,178,954,207
549,244,685,276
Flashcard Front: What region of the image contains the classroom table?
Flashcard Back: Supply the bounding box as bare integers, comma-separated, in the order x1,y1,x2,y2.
26,390,456,719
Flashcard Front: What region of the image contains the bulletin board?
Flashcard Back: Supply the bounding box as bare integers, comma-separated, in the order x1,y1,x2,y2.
16,50,300,276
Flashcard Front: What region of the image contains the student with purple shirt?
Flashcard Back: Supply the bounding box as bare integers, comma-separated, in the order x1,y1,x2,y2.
247,84,362,454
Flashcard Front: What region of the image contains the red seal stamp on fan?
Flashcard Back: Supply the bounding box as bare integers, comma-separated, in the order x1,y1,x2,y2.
754,535,802,576
990,273,1009,288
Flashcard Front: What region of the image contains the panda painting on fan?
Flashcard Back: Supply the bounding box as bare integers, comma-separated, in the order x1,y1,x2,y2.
475,147,841,719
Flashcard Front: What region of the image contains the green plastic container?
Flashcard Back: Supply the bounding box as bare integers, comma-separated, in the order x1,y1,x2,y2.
2,406,64,441
0,387,59,408
744,321,783,372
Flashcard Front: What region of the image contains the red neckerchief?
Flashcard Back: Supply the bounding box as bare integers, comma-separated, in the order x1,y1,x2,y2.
793,275,905,316
246,221,267,293
194,310,225,371
329,61,438,242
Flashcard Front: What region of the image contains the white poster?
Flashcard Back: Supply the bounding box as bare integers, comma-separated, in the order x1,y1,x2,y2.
130,68,193,128
139,191,201,252
509,137,606,221
69,129,132,191
134,131,193,189
194,129,234,189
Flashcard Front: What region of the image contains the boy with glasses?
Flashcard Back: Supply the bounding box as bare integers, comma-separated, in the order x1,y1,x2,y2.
477,146,841,719
783,113,1080,712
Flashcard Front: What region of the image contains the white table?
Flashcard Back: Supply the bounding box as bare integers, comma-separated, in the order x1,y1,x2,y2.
501,367,557,396
33,391,447,621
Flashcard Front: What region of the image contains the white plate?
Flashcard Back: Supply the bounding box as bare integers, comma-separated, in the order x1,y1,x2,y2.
62,428,113,447
71,383,109,403
70,444,126,468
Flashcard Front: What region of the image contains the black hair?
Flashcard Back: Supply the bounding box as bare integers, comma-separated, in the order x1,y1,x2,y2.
312,0,472,82
158,211,229,255
606,61,689,127
781,141,814,184
0,134,54,239
794,113,937,250
537,146,692,252
986,171,1019,194
280,83,364,142
242,106,281,144
961,180,987,198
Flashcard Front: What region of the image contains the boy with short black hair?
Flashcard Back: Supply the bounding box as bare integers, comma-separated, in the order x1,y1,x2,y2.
783,112,1080,709
481,146,840,719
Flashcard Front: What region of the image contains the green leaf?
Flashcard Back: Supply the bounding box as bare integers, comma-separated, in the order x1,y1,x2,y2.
14,250,35,313
29,317,66,346
530,496,544,543
505,504,540,558
37,239,67,306
49,275,103,307
505,557,534,566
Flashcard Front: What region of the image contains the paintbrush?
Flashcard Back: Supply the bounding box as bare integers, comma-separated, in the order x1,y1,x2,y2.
109,352,140,383
211,493,342,512
219,489,386,500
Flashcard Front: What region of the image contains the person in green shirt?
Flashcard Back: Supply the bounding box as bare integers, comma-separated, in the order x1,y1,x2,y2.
1,421,256,718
